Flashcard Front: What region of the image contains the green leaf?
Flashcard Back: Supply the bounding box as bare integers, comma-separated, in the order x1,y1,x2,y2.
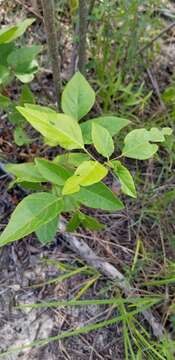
0,26,18,44
35,158,71,186
62,175,81,195
36,216,59,244
66,212,81,232
24,104,55,112
14,127,32,146
63,161,108,195
79,212,105,230
5,162,45,183
74,182,124,211
16,73,35,83
66,211,104,232
16,106,84,150
0,193,63,247
111,160,136,198
53,152,90,168
0,64,10,85
74,161,108,186
148,127,172,142
7,46,42,74
8,106,24,126
0,43,15,66
81,116,130,144
122,128,172,160
61,71,95,121
63,195,79,212
0,18,35,44
0,93,11,109
17,181,44,191
162,86,175,104
19,84,35,106
92,123,114,158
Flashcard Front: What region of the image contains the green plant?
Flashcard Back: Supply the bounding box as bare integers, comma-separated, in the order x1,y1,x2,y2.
0,71,172,247
0,18,42,145
88,0,162,113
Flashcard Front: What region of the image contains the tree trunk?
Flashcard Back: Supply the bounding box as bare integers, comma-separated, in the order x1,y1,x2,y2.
78,0,88,74
41,0,61,110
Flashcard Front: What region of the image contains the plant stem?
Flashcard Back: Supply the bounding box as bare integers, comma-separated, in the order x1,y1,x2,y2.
41,0,61,110
83,147,97,161
78,0,88,74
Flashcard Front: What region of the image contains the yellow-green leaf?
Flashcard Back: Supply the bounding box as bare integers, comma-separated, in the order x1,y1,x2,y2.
74,161,108,186
0,18,35,44
63,161,108,195
62,176,81,195
92,123,114,158
16,106,84,150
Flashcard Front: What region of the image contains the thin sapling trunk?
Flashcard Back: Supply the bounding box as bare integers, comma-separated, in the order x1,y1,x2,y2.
41,0,61,110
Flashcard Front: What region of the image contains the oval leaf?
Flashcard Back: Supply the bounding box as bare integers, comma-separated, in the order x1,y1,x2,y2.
5,162,45,183
36,216,59,245
61,72,95,121
63,161,108,195
0,93,12,109
0,193,63,247
7,46,42,74
14,127,32,146
35,158,71,185
19,84,35,106
111,160,136,198
92,123,114,158
0,64,10,85
62,175,81,195
16,106,84,150
73,182,124,211
0,18,35,44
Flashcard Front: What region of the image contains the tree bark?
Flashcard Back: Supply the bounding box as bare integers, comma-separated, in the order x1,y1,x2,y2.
78,0,88,74
41,0,61,110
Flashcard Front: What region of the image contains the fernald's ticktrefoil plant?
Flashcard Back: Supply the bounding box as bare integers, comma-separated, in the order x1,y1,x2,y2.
0,72,172,246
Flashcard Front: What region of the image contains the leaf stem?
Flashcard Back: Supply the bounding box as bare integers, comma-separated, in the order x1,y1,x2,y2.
110,154,123,161
83,147,97,162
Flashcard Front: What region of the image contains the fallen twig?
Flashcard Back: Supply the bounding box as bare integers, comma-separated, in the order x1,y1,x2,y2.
139,20,175,54
15,0,43,20
59,219,164,339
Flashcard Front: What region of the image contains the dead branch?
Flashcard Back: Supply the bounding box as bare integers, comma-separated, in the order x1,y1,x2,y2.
139,20,175,54
60,218,165,339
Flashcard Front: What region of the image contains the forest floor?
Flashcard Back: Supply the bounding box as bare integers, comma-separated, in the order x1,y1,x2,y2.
0,1,175,359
